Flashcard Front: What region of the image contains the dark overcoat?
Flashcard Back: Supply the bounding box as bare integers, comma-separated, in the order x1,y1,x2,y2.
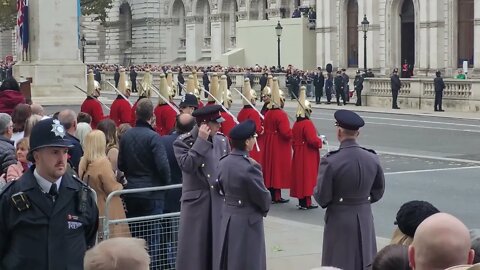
314,139,385,270
174,126,230,270
0,168,98,270
217,150,271,270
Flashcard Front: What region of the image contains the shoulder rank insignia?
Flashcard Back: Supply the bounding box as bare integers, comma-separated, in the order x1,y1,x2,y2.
361,147,377,154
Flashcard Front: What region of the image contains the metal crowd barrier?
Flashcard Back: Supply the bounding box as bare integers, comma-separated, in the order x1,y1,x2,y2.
104,184,182,270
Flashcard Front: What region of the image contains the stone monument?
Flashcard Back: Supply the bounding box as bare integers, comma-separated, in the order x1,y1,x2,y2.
13,0,86,105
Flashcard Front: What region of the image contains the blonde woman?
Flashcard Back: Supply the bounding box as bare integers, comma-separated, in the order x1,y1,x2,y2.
79,130,130,239
23,114,42,138
75,122,92,147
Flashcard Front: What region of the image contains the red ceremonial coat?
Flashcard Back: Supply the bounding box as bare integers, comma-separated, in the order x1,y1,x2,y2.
237,106,264,163
110,96,132,127
262,108,292,189
206,101,216,106
198,100,204,109
220,111,236,138
256,103,269,168
80,97,104,129
290,118,322,199
154,103,177,136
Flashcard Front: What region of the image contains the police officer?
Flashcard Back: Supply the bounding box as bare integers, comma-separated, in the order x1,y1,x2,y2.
314,110,385,270
174,104,230,270
217,120,271,270
0,118,98,269
354,70,364,106
391,68,401,109
434,70,445,112
179,93,199,115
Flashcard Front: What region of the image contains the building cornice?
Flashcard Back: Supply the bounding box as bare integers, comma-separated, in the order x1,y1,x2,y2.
419,21,445,28
185,15,203,24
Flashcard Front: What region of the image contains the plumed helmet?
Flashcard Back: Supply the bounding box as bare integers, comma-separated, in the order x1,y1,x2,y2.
186,75,196,94
209,73,219,103
139,69,152,98
243,78,257,105
220,75,232,109
268,77,282,109
158,73,171,105
166,70,177,97
86,69,100,96
296,86,312,118
192,69,201,90
118,68,130,95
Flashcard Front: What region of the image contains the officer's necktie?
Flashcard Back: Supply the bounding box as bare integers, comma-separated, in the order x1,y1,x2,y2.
49,183,58,203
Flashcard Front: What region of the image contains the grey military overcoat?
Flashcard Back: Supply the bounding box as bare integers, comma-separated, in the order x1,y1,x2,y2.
314,139,385,270
217,150,271,270
173,125,230,270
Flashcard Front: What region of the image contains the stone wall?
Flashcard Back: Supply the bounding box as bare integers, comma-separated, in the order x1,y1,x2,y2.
364,78,480,112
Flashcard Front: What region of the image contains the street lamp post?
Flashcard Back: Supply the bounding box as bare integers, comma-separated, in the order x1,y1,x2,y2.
275,21,283,70
81,35,87,63
361,15,370,72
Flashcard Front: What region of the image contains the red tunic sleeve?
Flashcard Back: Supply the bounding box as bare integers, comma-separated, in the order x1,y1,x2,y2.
304,120,322,149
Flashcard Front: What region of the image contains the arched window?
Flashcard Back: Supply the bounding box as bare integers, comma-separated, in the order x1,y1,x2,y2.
172,0,186,48
458,0,474,67
347,0,358,67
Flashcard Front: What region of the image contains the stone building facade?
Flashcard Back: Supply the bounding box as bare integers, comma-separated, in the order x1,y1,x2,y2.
0,0,478,77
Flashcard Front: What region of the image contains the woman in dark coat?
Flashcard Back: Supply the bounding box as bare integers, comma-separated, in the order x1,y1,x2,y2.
0,78,26,115
217,120,271,270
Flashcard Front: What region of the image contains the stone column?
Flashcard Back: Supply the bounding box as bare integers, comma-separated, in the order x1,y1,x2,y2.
210,13,226,62
316,0,338,68
474,0,480,70
418,2,429,72
360,0,381,72
185,15,204,63
13,0,86,105
161,18,181,63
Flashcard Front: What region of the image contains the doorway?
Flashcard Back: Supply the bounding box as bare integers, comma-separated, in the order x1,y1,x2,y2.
400,0,415,68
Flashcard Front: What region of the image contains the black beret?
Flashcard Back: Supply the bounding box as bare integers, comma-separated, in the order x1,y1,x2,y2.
229,120,255,140
192,104,224,123
179,94,198,108
334,109,365,130
28,118,74,162
395,200,440,238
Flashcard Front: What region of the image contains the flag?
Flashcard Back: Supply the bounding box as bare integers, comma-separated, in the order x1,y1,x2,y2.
16,0,29,56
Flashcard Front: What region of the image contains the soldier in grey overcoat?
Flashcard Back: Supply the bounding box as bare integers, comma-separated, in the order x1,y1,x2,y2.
174,105,231,270
314,109,385,270
217,120,271,270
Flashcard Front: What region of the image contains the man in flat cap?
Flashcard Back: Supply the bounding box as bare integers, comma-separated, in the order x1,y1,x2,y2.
216,120,271,270
0,118,98,269
174,104,230,270
314,109,385,270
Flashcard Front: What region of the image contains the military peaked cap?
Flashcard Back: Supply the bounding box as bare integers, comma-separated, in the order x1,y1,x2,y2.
192,104,225,123
229,120,255,140
334,109,365,131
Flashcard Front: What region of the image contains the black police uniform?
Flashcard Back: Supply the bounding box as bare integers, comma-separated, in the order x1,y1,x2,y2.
0,118,98,270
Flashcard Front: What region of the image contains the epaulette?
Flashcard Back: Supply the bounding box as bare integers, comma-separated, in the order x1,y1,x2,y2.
361,147,377,155
247,156,260,167
216,131,226,137
325,149,340,157
178,132,193,141
71,174,88,187
219,154,229,161
0,181,16,196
